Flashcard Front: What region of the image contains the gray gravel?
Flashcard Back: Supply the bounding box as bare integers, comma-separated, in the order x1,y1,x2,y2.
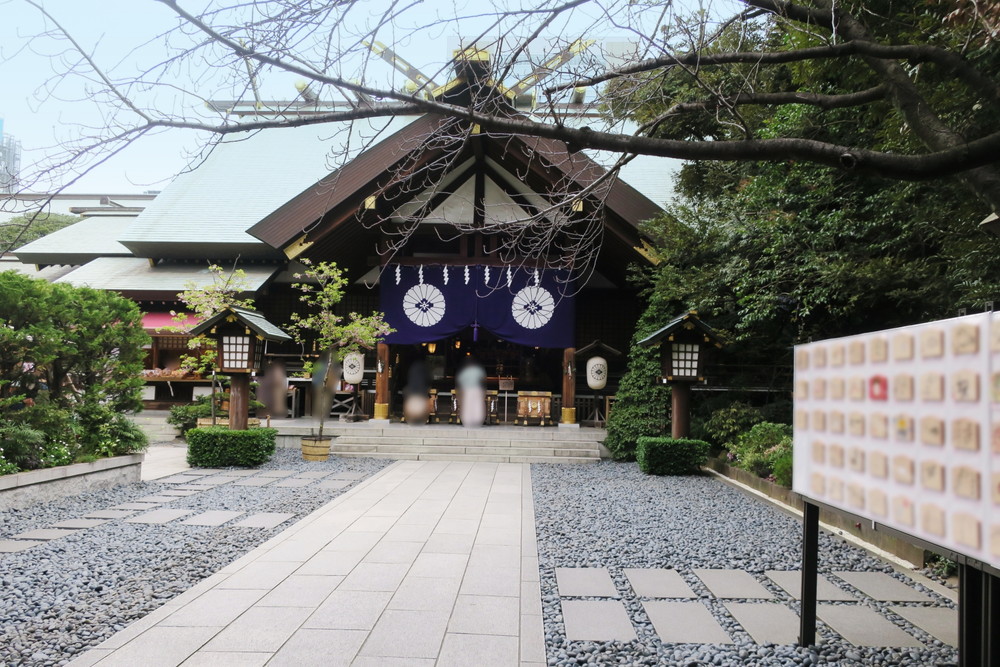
0,449,390,667
530,462,958,667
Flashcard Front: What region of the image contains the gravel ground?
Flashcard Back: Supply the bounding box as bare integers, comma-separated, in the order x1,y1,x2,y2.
0,449,391,667
531,462,958,667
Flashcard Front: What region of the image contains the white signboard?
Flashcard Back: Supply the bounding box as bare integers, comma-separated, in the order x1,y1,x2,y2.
793,312,999,568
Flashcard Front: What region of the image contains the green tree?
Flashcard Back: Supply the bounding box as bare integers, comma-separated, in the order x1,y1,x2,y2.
0,212,80,250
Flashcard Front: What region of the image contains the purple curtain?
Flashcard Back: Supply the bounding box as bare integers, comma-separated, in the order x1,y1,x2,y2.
380,264,574,348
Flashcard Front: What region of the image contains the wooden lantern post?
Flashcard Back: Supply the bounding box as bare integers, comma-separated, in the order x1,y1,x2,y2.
189,307,292,430
639,311,724,439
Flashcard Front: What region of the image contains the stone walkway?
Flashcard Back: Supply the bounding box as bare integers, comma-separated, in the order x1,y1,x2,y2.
69,460,544,666
59,457,958,665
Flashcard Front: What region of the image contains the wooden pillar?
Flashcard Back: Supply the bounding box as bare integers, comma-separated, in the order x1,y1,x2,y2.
229,373,250,430
374,342,390,420
560,347,576,424
670,382,691,439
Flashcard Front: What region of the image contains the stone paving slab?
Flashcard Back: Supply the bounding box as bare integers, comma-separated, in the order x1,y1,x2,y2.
125,509,196,524
223,470,259,477
84,510,137,519
291,471,331,479
256,470,296,478
561,600,636,641
725,602,801,645
818,603,923,647
188,476,238,485
328,471,367,480
447,594,519,635
50,518,108,529
185,468,226,475
302,590,393,630
357,609,450,659
643,601,733,644
113,502,162,510
155,475,203,484
158,490,201,497
0,539,44,552
834,572,933,602
693,569,774,599
437,633,519,667
624,568,696,598
315,479,353,490
765,570,856,601
232,512,295,529
890,605,958,646
272,478,314,488
555,567,619,597
232,477,275,487
11,528,79,541
137,495,179,503
179,511,246,527
266,628,367,666
172,484,218,490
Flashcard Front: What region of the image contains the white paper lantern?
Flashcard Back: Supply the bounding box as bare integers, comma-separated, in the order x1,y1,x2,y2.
586,356,608,390
342,351,365,384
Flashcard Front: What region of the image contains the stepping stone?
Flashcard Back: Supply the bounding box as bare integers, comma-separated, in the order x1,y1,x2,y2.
766,571,856,601
272,478,314,488
113,502,162,510
315,479,353,490
11,528,77,541
224,470,259,477
85,509,137,519
624,568,696,598
138,495,179,503
293,471,331,479
0,539,43,553
156,475,203,484
172,484,217,491
818,604,923,647
692,569,774,599
232,513,295,529
180,511,246,526
643,601,733,644
126,509,196,524
50,518,107,529
328,472,366,480
159,490,201,497
187,468,226,475
834,572,932,602
890,606,958,646
195,475,242,484
233,477,275,487
561,600,635,641
725,602,800,644
555,568,619,597
257,470,295,478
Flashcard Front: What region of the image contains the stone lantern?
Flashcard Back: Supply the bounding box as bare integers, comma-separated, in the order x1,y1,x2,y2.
189,307,292,430
639,311,724,438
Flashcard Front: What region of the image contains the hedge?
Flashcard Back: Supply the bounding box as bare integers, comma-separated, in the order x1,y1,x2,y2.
186,427,277,467
636,437,710,475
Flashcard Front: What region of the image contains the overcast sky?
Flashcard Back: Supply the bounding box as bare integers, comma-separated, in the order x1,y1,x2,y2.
0,0,723,195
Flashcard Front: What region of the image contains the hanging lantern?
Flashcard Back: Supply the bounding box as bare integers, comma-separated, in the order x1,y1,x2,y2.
342,351,365,384
586,356,608,390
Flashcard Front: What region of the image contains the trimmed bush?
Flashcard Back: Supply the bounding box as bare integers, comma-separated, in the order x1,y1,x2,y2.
636,437,710,475
186,427,277,467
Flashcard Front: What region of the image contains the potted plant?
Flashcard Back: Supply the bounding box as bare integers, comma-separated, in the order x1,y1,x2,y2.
290,259,394,460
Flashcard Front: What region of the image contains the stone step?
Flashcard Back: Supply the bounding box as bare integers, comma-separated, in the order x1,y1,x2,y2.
331,443,599,458
273,422,605,442
333,451,599,464
332,435,601,449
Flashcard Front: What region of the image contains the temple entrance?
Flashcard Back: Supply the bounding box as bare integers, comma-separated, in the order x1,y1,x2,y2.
390,328,564,423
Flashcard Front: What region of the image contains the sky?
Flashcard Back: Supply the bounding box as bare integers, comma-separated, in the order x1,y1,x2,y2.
0,0,721,196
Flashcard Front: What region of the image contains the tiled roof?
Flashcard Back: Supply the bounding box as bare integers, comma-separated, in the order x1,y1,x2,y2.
55,257,279,293
14,217,133,266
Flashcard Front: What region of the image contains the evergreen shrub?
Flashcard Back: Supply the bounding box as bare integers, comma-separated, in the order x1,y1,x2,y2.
186,426,276,467
728,422,792,482
636,436,710,475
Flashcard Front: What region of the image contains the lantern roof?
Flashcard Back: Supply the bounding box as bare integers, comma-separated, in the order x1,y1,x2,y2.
188,306,292,342
575,339,623,358
638,311,725,348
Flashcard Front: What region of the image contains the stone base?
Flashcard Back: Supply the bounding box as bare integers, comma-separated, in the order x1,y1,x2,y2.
0,455,144,511
558,422,581,429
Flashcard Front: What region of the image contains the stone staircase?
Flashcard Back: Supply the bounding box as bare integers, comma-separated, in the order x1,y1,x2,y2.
273,421,604,464
129,411,182,443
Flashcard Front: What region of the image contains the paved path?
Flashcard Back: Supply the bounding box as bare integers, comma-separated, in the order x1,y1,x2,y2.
140,442,191,481
70,460,544,667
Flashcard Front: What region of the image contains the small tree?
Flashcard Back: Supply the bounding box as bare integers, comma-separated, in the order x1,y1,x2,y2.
172,264,254,375
289,259,393,435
